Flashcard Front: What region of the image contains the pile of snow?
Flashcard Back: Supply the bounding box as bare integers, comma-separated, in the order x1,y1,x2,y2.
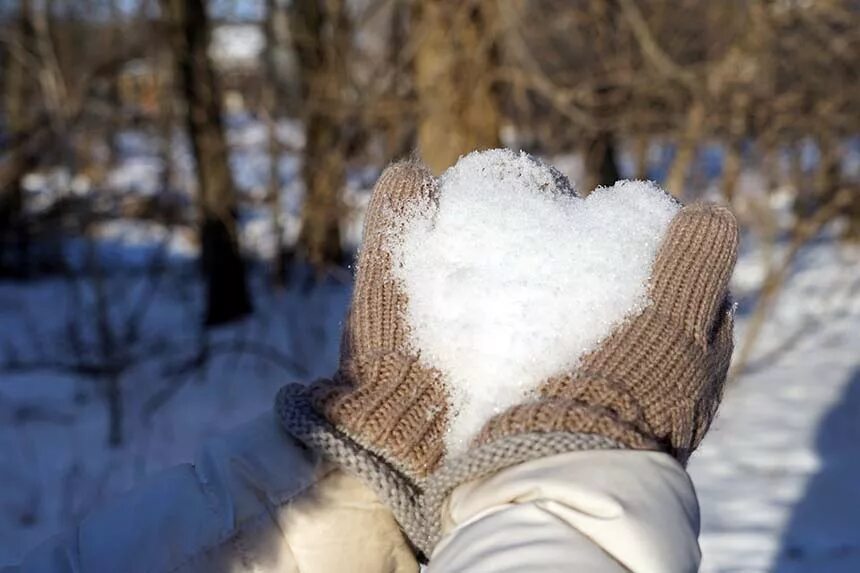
391,149,680,455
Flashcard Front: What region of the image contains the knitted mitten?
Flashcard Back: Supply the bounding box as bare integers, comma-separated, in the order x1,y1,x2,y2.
477,202,739,462
422,202,739,552
277,161,448,551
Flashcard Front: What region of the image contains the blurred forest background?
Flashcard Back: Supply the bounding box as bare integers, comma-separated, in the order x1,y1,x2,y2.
1,0,859,571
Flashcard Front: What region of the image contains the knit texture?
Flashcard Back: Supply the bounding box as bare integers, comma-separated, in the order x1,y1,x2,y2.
278,381,623,556
475,203,739,465
291,162,449,483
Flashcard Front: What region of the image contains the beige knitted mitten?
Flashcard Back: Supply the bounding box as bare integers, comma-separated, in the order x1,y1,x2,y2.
277,161,448,551
474,202,739,465
419,201,739,554
309,161,449,479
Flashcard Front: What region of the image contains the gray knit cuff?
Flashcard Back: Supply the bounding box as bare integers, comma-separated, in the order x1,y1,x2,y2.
278,383,628,558
275,383,431,556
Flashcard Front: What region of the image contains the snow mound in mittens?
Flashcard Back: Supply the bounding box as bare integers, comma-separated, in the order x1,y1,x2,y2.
389,149,680,455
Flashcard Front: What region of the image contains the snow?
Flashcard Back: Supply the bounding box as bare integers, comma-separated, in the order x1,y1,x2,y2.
0,116,363,564
392,149,680,455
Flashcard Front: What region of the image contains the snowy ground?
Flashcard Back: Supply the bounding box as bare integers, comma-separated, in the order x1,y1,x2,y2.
0,266,350,563
690,237,860,572
1,128,859,570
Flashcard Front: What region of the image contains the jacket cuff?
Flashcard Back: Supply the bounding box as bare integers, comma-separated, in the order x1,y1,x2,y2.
433,450,701,573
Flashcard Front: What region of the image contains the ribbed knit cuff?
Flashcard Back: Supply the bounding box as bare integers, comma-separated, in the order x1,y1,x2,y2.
308,352,449,480
276,383,431,557
475,397,662,453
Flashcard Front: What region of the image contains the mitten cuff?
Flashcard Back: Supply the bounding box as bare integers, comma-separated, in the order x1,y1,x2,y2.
308,352,449,479
276,383,431,556
475,397,662,454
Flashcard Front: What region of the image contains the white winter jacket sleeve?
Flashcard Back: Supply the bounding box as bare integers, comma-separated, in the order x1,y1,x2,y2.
427,450,701,573
2,412,418,573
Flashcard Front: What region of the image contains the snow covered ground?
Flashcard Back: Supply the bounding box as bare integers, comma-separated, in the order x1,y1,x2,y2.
0,267,350,563
1,131,859,570
691,237,860,572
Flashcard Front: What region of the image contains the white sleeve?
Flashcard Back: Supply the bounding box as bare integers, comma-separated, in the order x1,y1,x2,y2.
5,411,419,573
3,413,324,573
427,450,701,573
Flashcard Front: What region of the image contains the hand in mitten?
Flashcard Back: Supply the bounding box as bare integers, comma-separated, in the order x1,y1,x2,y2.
421,194,738,557
277,161,449,551
279,152,738,560
474,201,738,464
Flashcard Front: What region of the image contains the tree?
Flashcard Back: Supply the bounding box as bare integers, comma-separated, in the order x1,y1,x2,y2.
413,0,501,174
581,0,621,192
263,0,293,285
0,0,35,277
159,0,252,325
290,0,350,270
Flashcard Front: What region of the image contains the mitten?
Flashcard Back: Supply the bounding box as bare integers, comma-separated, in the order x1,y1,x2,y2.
423,201,738,553
277,161,449,552
476,202,738,463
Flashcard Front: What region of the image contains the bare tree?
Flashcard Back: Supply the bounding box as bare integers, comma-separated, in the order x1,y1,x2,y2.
262,0,292,285
382,0,415,160
581,0,622,192
159,0,252,325
290,0,350,269
1,0,36,277
414,0,501,174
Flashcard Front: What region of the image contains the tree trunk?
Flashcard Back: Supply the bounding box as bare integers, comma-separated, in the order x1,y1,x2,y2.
160,0,252,325
265,0,299,114
665,98,706,198
722,137,742,204
633,134,650,180
414,0,501,174
722,86,750,205
581,0,621,194
583,130,621,193
1,0,35,277
290,0,348,269
264,0,290,285
384,0,415,161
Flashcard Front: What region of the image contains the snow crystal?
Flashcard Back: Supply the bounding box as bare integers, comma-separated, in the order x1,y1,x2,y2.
390,149,680,456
